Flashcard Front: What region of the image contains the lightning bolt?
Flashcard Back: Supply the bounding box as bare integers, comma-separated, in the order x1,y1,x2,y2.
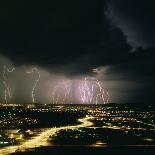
2,66,15,103
79,77,94,104
79,76,109,104
26,67,40,103
51,80,72,104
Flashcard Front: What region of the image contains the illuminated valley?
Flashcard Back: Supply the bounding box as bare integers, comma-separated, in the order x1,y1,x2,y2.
0,103,155,154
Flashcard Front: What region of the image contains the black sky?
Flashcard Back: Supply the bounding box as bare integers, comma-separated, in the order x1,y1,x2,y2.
0,0,155,103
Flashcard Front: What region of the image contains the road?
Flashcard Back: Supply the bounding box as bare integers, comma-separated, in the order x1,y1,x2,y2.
0,116,93,155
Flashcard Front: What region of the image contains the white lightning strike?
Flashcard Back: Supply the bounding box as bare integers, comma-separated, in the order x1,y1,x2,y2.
2,66,15,103
51,80,71,104
79,77,94,103
79,77,109,104
51,71,109,105
26,68,40,103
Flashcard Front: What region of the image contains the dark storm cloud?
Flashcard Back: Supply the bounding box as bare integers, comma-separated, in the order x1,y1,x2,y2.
107,0,155,48
0,0,154,70
106,47,155,103
0,0,133,71
0,0,105,66
0,0,155,103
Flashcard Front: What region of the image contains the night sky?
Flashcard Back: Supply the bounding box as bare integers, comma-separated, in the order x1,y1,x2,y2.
0,0,155,104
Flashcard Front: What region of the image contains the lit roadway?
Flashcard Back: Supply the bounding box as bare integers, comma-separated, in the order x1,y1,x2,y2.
0,116,93,155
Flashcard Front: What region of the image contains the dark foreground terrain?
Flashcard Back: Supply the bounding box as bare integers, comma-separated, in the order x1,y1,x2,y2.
12,146,155,155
